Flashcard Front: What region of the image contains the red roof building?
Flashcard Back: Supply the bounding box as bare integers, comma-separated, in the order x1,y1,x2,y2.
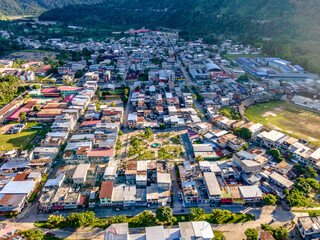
99,181,114,206
81,120,101,127
87,148,114,162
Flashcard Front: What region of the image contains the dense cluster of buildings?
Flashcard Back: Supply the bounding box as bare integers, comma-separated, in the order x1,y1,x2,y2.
1,27,320,239
236,57,319,81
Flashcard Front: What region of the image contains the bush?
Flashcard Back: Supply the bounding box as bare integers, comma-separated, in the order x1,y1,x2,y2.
267,148,284,162
156,206,174,223
130,211,158,227
190,208,205,221
245,228,258,240
305,165,318,178
22,229,44,240
41,173,48,182
219,107,241,120
233,127,252,140
263,194,277,205
107,215,128,224
308,210,320,217
66,211,95,228
28,191,37,202
49,215,65,226
261,224,288,240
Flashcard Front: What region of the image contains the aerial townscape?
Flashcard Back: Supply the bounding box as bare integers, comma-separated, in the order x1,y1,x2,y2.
1,1,320,240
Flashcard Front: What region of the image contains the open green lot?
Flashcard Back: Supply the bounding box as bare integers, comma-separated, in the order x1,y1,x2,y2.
0,123,39,150
246,101,320,146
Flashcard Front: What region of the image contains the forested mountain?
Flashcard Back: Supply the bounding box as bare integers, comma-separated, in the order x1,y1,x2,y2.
3,0,320,74
37,0,320,74
0,0,103,17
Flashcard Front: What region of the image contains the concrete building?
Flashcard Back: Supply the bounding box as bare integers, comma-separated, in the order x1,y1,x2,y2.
298,216,320,240
72,164,90,184
203,172,221,202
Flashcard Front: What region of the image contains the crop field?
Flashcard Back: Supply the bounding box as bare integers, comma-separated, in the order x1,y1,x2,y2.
246,101,320,146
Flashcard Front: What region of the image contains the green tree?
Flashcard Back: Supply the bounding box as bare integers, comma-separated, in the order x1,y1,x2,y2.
306,178,320,190
98,91,102,99
22,229,44,240
66,211,95,227
237,74,249,82
48,214,65,225
306,165,318,178
233,127,252,140
262,194,277,205
244,228,258,240
156,206,174,223
75,69,84,78
261,223,274,231
195,155,204,161
108,215,128,224
33,105,40,111
132,211,158,227
294,178,311,194
121,94,128,103
19,111,27,121
118,130,123,136
294,163,305,174
115,139,122,151
144,127,154,140
219,107,241,120
190,207,205,221
261,224,288,240
287,189,310,207
196,94,204,102
273,226,288,240
211,209,235,224
267,149,284,162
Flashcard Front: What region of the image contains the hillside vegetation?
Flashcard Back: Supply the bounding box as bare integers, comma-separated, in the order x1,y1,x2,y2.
37,0,320,75
0,0,103,17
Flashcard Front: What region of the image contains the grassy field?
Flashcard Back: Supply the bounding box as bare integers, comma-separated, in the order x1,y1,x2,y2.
213,231,226,239
0,123,39,150
246,101,320,146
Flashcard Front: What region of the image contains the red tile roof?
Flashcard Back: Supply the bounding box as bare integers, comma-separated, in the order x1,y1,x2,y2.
81,120,101,126
57,86,83,92
13,173,28,181
34,65,51,73
99,181,114,198
41,88,58,93
88,148,114,157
